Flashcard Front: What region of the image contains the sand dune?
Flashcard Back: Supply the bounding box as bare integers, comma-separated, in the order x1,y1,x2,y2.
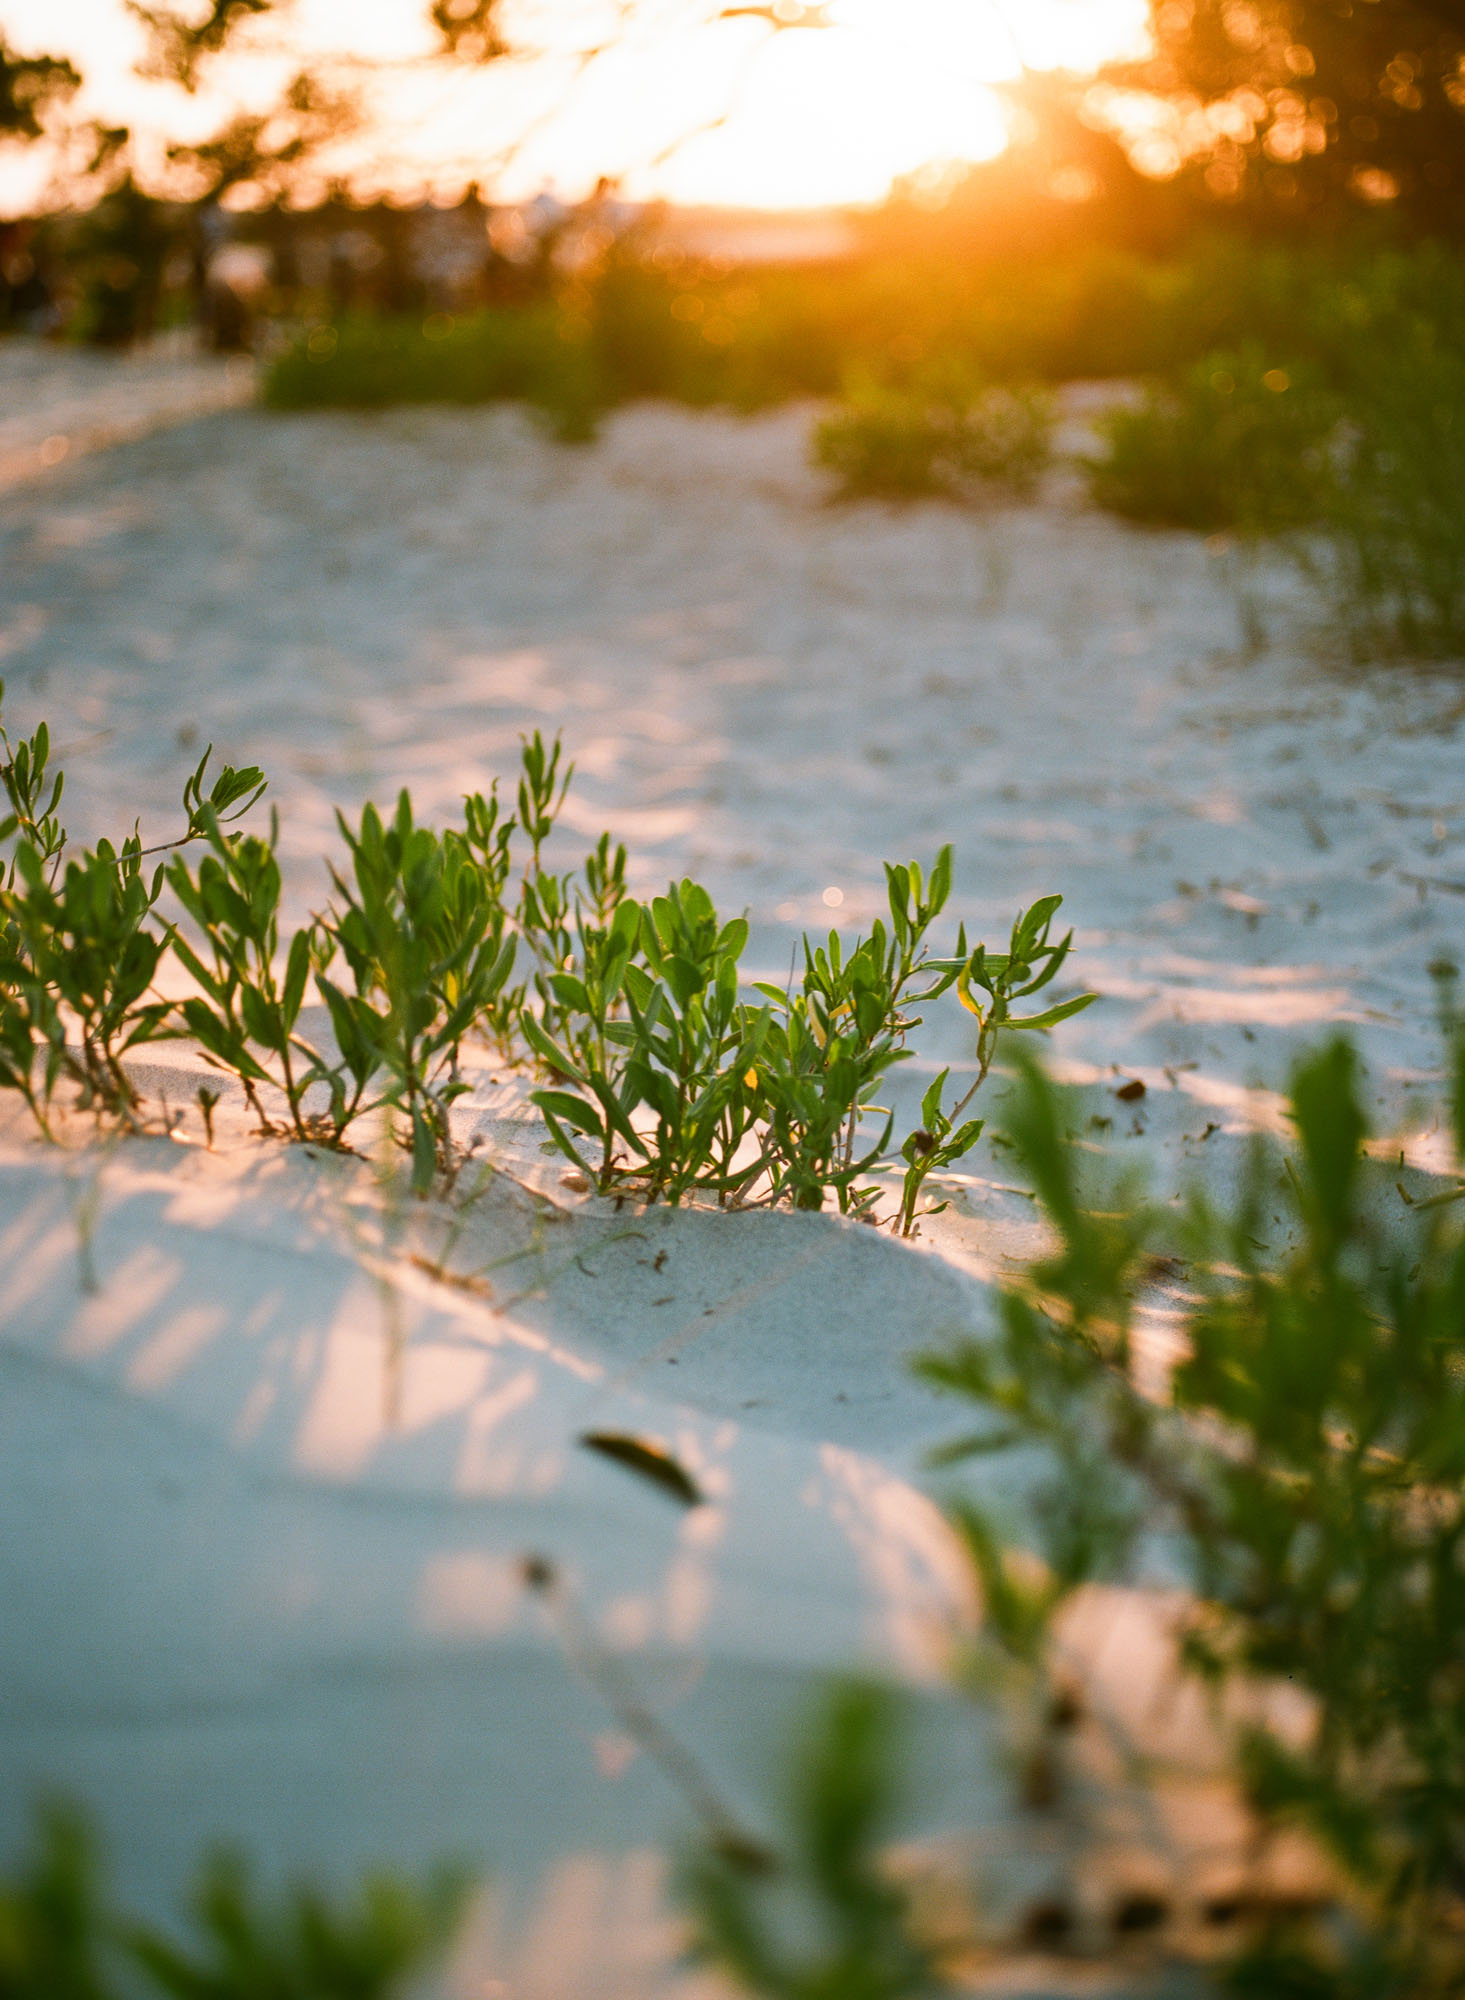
1,342,1461,1991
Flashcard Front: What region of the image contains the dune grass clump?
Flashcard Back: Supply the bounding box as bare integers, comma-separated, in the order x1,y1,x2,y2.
0,689,1093,1224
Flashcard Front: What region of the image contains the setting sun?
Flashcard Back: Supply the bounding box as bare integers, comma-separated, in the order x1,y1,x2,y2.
0,0,1150,212
373,0,1152,207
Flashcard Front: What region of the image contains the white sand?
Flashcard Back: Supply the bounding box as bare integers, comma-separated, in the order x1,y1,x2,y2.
1,343,1462,1992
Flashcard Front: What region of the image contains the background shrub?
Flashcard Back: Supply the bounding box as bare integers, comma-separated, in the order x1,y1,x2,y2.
813,373,1052,502
1086,346,1337,533
1319,335,1465,658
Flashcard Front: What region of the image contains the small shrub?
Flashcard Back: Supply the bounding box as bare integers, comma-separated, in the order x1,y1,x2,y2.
529,841,1094,1224
3,836,171,1120
1086,346,1337,533
921,997,1465,1991
526,876,764,1205
262,308,604,439
1,685,266,1129
167,811,346,1142
320,792,517,1189
1318,336,1465,659
0,1805,463,2000
812,373,1052,502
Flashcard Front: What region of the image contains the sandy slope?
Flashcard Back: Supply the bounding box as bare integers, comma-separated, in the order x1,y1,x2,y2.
0,334,253,492
1,344,1462,1993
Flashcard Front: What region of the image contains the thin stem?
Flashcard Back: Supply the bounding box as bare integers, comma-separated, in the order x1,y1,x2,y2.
949,1014,1001,1124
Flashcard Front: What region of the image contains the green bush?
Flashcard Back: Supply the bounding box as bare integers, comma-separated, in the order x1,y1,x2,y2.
812,374,1052,502
0,1806,463,2000
262,308,603,439
1077,246,1465,658
1,689,1094,1222
168,812,345,1145
320,791,517,1188
921,995,1465,1993
1319,335,1465,659
1,686,265,1131
1086,345,1337,533
526,850,1092,1223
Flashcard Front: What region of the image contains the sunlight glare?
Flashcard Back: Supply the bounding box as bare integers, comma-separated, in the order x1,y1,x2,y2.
0,0,1152,214
526,0,1152,207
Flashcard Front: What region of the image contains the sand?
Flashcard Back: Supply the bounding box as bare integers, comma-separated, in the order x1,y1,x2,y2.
1,340,1462,1994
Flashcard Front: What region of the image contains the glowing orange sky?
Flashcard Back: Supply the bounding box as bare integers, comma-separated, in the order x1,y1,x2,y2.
0,0,1149,212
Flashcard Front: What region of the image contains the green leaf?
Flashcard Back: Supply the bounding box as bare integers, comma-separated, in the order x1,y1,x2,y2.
282,928,312,1028
411,1107,437,1193
521,1009,585,1082
531,1087,604,1137
1007,992,1098,1031
579,1431,703,1505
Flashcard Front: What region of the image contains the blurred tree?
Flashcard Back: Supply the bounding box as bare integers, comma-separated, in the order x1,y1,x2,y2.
68,174,178,343
1101,0,1465,231
127,0,279,93
429,0,508,63
0,37,81,140
164,69,357,205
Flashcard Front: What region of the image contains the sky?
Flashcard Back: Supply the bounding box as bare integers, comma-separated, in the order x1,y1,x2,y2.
0,0,1150,213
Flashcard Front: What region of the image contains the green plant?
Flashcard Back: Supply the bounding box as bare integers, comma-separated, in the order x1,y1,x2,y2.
893,1072,984,1243
1086,347,1337,533
527,836,1094,1223
459,778,521,1049
320,791,517,1190
512,729,578,1027
921,1015,1465,1994
1,834,171,1119
0,684,267,1132
812,373,1052,503
890,892,1097,1238
166,811,346,1142
752,854,965,1217
1317,335,1465,659
128,1851,466,2000
261,307,605,438
0,702,67,881
0,1805,464,2000
0,1807,112,2000
527,876,764,1204
0,692,1092,1223
679,1682,951,2000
